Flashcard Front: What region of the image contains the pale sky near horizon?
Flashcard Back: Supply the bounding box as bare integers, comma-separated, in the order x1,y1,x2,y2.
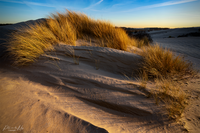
0,0,199,28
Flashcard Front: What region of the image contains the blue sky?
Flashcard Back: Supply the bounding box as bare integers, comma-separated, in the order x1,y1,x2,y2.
0,0,199,28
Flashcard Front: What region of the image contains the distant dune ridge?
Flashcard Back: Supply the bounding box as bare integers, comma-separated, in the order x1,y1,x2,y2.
0,9,200,133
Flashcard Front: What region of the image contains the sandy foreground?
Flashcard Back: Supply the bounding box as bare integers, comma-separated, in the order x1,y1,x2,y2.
0,24,200,133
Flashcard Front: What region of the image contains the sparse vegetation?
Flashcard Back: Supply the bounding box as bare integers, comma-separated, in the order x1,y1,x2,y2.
136,36,150,48
139,44,195,119
168,36,175,38
125,31,153,48
131,32,153,43
178,32,200,37
152,78,187,119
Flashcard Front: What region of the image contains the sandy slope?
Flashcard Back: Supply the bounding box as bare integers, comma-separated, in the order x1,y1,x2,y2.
150,27,200,133
0,24,199,132
180,75,200,133
0,43,185,133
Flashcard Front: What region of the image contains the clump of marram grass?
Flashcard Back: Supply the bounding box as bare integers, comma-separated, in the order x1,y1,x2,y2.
138,44,195,119
130,32,153,48
7,9,140,66
140,44,194,80
152,78,187,119
7,23,58,65
46,15,76,45
136,36,150,48
7,14,76,66
46,10,135,50
65,10,134,50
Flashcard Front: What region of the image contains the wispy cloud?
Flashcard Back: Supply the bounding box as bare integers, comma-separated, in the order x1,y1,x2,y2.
0,0,57,8
124,0,197,12
85,0,103,9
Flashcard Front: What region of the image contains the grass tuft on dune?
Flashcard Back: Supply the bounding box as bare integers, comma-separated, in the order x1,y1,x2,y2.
140,44,194,79
153,78,187,119
139,44,195,119
7,13,76,66
50,10,135,50
7,9,139,66
7,23,58,65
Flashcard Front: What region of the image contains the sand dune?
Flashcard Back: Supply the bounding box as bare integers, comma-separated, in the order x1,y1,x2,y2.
0,22,200,132
0,43,186,133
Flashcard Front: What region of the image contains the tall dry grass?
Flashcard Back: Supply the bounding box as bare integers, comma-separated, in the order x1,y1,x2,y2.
7,23,57,65
140,44,194,79
138,44,195,119
7,14,76,65
46,15,76,45
7,9,140,66
65,10,133,50
153,78,187,119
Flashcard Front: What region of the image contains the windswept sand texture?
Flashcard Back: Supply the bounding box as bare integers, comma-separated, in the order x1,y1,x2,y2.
0,22,200,133
150,27,200,133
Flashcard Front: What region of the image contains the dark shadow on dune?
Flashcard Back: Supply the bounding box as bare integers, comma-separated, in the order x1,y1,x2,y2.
67,76,143,96
77,96,152,116
0,27,16,60
63,113,109,133
76,96,181,132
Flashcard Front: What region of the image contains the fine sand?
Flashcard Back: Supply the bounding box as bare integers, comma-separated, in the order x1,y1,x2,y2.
0,23,200,133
